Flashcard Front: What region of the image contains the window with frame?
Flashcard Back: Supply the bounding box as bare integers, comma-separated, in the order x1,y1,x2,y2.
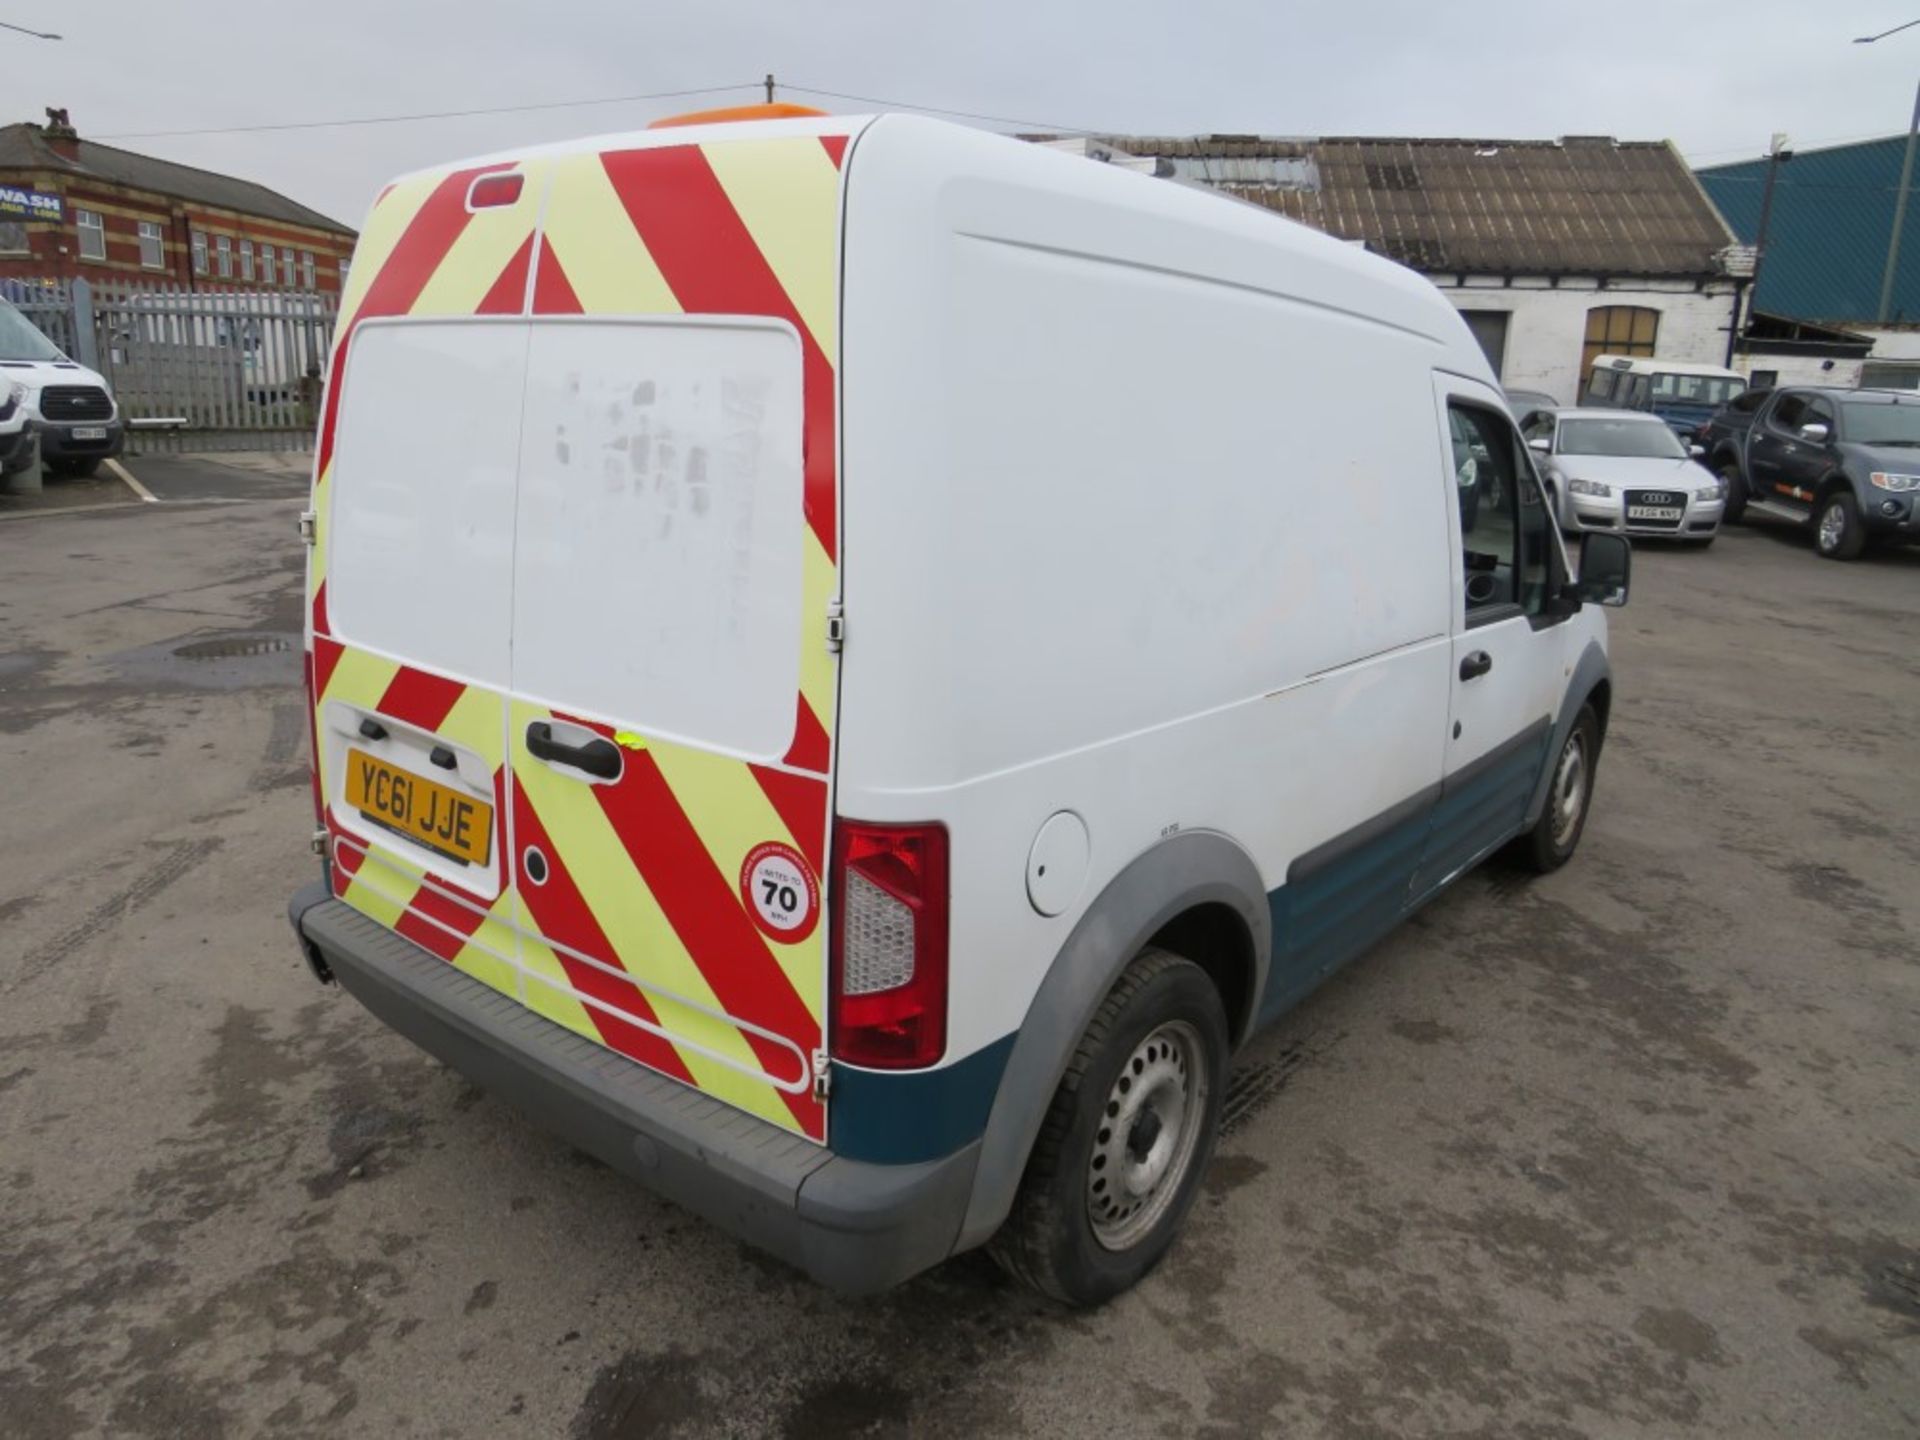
76,207,106,261
300,250,316,289
1799,395,1836,436
216,235,232,278
191,230,208,274
240,239,255,281
261,244,276,284
1585,366,1616,402
1767,394,1808,434
338,258,351,288
1581,305,1659,379
137,220,165,269
1450,402,1555,623
0,220,26,254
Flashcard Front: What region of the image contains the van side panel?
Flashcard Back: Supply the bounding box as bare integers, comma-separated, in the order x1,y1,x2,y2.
838,116,1471,1081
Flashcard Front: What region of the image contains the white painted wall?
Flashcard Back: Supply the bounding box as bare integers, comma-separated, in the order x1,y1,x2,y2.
1732,328,1920,391
1435,277,1740,407
1732,351,1862,389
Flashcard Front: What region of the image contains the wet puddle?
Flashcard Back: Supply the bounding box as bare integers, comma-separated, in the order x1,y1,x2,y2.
109,630,301,691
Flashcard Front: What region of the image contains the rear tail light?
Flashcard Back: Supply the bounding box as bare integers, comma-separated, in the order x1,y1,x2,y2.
829,820,948,1069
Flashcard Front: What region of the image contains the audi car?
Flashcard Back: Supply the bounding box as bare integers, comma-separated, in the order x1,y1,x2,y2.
1519,406,1725,546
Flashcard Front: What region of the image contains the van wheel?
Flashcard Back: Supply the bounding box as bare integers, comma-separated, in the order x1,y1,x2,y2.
1718,461,1747,524
990,948,1227,1306
1815,490,1866,560
1514,705,1600,874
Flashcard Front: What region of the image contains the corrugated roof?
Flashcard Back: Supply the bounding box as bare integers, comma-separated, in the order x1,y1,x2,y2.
0,122,354,235
1036,134,1737,277
1698,137,1920,326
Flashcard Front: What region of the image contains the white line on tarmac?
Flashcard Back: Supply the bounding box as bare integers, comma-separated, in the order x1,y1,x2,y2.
105,458,160,503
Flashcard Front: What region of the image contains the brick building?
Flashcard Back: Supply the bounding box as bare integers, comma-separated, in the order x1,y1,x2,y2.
0,108,356,293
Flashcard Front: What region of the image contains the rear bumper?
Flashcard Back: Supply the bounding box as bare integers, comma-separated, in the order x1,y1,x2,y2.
37,418,124,461
288,885,977,1293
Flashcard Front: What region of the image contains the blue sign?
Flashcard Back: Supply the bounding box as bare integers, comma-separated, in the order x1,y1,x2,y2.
0,185,62,223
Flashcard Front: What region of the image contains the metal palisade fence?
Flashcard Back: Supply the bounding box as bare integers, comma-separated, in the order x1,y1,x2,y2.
2,276,338,455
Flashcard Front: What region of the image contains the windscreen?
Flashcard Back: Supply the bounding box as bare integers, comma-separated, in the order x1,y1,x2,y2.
327,321,525,688
511,318,805,760
1839,400,1920,447
0,298,63,362
1651,373,1744,407
1558,417,1687,459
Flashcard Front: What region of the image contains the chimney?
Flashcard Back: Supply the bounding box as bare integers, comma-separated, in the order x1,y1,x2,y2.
42,106,79,161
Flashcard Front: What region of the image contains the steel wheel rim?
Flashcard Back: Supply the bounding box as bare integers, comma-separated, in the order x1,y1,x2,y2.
1087,1020,1209,1251
1550,731,1588,849
1819,501,1846,552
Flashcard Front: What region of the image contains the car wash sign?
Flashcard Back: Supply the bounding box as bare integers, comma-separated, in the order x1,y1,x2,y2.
0,185,62,223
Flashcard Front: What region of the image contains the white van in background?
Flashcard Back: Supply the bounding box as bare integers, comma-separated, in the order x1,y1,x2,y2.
289,109,1631,1305
0,294,124,477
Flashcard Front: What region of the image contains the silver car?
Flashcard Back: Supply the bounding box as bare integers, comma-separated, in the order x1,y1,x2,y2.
1519,407,1726,546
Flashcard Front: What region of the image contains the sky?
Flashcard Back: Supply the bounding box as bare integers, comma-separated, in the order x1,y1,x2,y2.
13,1,1920,228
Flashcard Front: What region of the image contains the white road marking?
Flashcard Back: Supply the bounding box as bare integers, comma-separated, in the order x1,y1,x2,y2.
105,458,160,503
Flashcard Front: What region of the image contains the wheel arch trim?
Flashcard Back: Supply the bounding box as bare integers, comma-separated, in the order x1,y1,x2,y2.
953,829,1270,1252
1523,640,1611,831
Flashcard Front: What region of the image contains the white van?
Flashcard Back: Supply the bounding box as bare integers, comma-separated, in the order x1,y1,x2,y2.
0,294,124,477
288,107,1630,1305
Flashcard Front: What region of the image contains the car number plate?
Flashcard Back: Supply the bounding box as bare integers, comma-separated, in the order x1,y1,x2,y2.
1628,505,1683,521
71,426,107,441
345,748,491,866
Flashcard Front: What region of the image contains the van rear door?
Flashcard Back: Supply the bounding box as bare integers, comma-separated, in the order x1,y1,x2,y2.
315,135,850,1143
504,314,830,1141
501,140,847,1142
317,317,526,995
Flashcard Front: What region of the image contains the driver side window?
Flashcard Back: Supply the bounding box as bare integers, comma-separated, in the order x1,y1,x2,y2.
1451,402,1551,624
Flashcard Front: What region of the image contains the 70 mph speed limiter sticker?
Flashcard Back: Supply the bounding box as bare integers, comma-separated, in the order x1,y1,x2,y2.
739,841,820,943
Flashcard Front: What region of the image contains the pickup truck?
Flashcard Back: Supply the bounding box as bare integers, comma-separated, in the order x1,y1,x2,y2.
1705,385,1920,559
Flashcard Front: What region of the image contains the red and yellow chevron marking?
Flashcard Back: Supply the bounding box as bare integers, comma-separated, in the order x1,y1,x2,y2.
307,129,851,1142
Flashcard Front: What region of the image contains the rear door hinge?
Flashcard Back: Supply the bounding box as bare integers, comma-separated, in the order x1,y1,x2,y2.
309,827,328,856
811,1048,832,1100
297,509,317,545
825,599,844,654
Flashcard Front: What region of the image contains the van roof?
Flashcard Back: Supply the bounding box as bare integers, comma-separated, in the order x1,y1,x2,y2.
357,113,1489,379
371,112,875,193
1592,354,1743,379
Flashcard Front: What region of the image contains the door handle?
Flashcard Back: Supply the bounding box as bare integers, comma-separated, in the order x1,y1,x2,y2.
525,721,622,780
1459,650,1493,682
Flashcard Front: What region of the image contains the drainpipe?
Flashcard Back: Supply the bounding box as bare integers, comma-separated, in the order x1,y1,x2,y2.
1880,78,1920,324
1724,276,1748,369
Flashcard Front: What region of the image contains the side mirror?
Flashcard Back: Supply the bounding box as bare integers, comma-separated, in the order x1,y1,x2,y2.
1799,422,1831,443
1527,436,1552,454
1688,443,1706,458
1573,532,1631,607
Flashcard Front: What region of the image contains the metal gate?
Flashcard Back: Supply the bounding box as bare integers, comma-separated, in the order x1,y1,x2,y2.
1,277,338,454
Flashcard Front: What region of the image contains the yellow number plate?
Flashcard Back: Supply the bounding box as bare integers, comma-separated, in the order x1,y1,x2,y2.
345,748,492,867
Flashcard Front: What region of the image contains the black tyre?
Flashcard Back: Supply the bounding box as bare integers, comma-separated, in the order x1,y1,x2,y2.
49,457,101,479
1513,705,1600,874
990,948,1228,1306
1717,460,1747,524
1814,489,1867,561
